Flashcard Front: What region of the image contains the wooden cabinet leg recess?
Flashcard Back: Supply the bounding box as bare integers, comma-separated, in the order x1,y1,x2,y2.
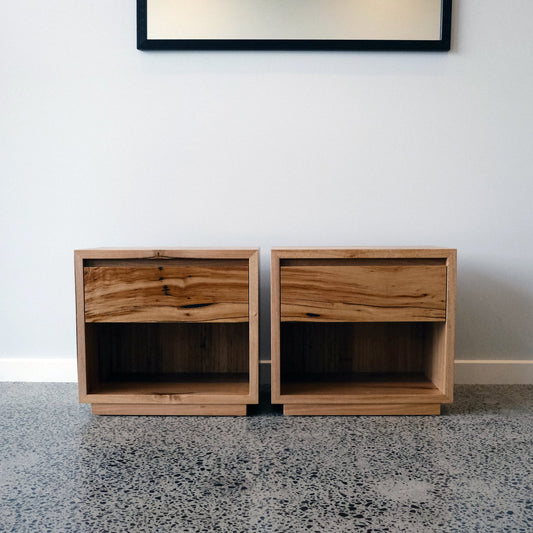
75,248,259,416
271,247,456,416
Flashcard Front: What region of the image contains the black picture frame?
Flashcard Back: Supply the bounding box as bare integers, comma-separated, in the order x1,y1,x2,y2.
137,0,451,52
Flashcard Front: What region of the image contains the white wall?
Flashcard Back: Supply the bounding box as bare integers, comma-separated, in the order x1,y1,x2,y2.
1,1,532,375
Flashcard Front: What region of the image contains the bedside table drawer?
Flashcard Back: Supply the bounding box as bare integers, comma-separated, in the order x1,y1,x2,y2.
84,261,249,323
280,263,447,322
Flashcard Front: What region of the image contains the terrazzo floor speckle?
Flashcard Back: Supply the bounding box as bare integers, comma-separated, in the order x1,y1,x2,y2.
0,384,532,532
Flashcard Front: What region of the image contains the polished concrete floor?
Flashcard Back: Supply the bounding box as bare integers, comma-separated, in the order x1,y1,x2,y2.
0,384,531,532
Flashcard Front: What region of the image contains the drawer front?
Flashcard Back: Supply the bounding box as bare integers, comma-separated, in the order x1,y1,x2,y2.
84,263,249,323
281,264,446,322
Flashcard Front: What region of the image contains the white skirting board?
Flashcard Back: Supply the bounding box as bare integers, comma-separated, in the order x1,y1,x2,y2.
0,358,78,382
0,358,532,384
454,360,533,385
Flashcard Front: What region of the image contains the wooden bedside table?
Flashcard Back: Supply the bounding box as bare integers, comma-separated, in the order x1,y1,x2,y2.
75,248,259,415
271,247,456,415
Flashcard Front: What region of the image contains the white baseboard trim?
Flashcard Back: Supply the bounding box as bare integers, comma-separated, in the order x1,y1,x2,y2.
454,360,533,384
0,358,532,384
0,358,78,382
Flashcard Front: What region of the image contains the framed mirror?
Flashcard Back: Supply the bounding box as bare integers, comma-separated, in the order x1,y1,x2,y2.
137,0,452,51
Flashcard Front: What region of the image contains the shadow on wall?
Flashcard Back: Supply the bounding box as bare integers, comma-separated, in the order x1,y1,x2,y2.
455,268,533,360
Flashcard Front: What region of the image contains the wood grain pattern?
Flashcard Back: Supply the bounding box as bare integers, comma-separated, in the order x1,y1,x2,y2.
444,250,457,401
84,263,248,323
92,375,248,393
92,404,247,416
270,247,456,414
86,323,249,383
76,248,257,260
75,248,259,412
273,247,454,259
87,380,250,405
74,253,88,399
247,250,260,404
281,264,446,322
424,252,456,402
283,403,441,415
425,322,446,394
84,259,247,268
281,322,429,376
270,250,282,402
281,259,446,267
279,376,446,404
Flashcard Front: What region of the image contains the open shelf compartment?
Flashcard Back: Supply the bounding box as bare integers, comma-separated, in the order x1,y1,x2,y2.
281,322,444,403
279,322,447,403
85,322,250,401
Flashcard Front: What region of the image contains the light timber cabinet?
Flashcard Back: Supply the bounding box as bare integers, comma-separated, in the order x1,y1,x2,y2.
75,248,259,415
271,247,456,415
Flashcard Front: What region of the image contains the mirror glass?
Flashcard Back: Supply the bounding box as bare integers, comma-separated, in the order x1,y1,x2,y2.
147,0,443,41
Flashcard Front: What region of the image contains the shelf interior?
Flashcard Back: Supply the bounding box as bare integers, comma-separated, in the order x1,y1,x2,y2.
281,373,440,398
92,373,249,396
85,322,249,394
280,322,445,396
